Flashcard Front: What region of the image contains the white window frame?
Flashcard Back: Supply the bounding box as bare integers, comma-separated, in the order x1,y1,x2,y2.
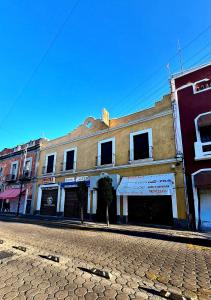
45,153,57,174
97,137,115,166
193,78,211,94
63,147,77,171
194,112,211,160
129,128,153,162
24,157,32,172
10,161,19,179
0,166,3,177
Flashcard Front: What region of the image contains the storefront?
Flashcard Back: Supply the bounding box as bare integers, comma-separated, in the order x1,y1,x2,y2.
60,176,90,219
117,173,177,225
0,187,28,214
192,169,211,230
36,177,60,216
89,173,120,223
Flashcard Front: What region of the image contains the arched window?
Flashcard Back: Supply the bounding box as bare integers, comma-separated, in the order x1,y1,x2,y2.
195,112,211,159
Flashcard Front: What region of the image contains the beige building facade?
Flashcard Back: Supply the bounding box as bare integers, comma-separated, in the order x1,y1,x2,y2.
34,95,187,227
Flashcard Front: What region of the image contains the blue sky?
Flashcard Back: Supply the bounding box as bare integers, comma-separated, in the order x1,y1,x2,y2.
0,0,211,149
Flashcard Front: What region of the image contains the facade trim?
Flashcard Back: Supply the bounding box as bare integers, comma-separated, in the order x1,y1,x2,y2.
38,157,178,179
129,128,153,162
41,110,172,151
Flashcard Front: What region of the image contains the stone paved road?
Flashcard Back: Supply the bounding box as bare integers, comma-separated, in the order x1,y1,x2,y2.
0,220,210,300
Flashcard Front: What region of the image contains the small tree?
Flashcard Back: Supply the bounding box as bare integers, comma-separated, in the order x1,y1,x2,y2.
77,181,87,224
98,177,113,227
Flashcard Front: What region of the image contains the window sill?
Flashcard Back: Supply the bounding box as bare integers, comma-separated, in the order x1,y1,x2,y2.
61,169,76,174
194,86,211,94
96,163,115,169
129,158,153,164
195,155,211,161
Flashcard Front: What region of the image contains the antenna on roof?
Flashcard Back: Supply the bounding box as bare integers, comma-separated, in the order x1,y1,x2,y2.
177,39,184,73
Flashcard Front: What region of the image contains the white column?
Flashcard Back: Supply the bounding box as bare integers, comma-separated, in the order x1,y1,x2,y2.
172,189,178,219
23,188,29,215
92,189,97,214
87,187,91,214
123,195,128,216
36,186,42,211
117,195,120,216
56,185,61,213
60,188,65,213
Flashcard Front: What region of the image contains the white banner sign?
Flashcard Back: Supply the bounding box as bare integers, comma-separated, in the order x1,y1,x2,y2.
117,173,175,196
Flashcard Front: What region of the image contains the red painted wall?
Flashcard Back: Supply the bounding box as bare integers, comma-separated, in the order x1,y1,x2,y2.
174,64,211,220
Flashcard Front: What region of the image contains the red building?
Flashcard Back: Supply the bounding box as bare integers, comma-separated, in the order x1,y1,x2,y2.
171,62,211,230
0,139,43,214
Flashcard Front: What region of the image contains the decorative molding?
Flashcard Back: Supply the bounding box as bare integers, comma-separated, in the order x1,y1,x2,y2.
41,110,172,151
38,157,177,179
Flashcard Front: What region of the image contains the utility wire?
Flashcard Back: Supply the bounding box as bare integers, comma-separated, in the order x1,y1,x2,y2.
0,0,81,129
108,25,211,113
114,44,211,117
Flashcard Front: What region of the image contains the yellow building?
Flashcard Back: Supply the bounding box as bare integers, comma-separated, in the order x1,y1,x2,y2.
34,95,187,227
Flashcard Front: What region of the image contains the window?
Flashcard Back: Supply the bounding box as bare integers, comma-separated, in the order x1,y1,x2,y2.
194,78,211,93
45,153,56,174
98,138,115,166
200,125,211,143
130,129,153,161
10,161,18,179
63,148,77,171
194,112,211,160
24,158,32,176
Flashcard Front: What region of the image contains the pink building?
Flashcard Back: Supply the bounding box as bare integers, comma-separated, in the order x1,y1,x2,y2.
0,139,43,215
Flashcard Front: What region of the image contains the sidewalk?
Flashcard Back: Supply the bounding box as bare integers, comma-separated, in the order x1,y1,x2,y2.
0,214,210,247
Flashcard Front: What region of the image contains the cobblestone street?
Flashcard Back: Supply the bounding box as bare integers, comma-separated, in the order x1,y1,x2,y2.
0,220,210,300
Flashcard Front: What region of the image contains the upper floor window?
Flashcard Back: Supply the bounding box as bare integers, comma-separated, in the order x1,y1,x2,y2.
63,148,77,171
130,129,153,161
194,112,211,160
10,161,19,179
194,78,211,94
45,153,56,174
0,166,3,177
24,158,32,177
98,138,115,166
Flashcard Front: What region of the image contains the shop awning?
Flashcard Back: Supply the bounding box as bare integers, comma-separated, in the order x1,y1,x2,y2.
117,175,174,196
0,188,25,200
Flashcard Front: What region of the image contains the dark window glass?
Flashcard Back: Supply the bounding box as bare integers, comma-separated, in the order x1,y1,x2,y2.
133,133,149,160
101,141,112,165
47,155,54,173
65,150,74,170
200,125,211,143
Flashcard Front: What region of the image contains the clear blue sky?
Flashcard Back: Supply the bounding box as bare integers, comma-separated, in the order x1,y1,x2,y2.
0,0,211,149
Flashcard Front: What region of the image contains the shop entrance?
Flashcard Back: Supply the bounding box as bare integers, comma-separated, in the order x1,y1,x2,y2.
128,196,173,226
199,189,211,230
64,188,87,219
96,188,117,223
40,188,58,216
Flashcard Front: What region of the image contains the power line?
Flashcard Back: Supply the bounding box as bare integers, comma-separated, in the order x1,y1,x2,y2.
108,25,211,113
113,44,211,117
0,0,81,129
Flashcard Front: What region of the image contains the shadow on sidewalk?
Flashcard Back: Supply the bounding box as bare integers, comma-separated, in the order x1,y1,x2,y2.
0,215,210,248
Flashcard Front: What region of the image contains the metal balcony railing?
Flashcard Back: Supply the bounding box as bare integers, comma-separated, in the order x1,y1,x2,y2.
60,162,76,172
19,170,32,181
129,146,153,161
96,154,115,166
42,166,54,175
5,174,17,182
